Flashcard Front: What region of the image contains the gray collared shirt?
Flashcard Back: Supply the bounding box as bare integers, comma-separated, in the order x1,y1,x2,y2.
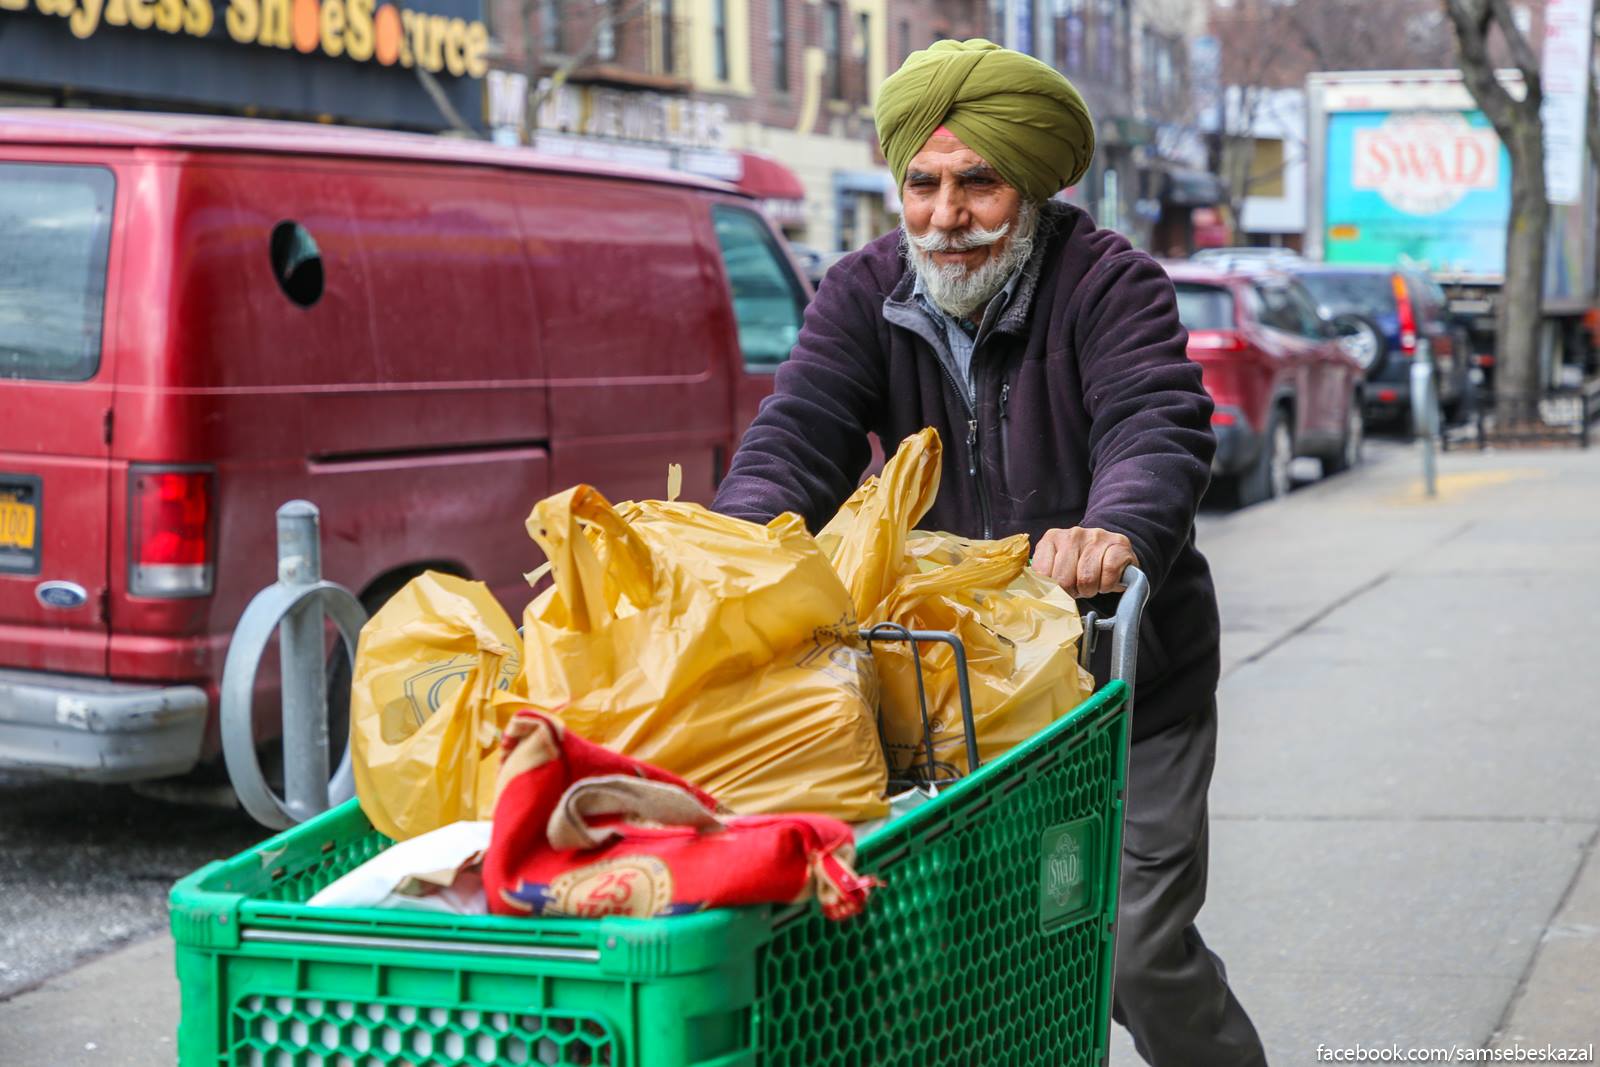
910,266,1026,405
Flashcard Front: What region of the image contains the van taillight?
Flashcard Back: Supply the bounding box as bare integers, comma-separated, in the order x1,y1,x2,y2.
130,467,215,597
1393,274,1417,355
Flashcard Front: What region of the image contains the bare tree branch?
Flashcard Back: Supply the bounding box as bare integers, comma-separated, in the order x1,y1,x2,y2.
1486,0,1542,86
529,0,655,118
1443,0,1520,140
415,66,480,137
1589,7,1600,170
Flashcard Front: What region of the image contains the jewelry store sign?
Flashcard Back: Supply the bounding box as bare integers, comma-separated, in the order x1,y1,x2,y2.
487,73,728,151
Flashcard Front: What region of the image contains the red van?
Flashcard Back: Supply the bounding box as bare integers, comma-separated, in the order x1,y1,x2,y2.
0,110,808,783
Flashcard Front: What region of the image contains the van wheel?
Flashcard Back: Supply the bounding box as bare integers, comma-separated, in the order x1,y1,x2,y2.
1236,407,1294,507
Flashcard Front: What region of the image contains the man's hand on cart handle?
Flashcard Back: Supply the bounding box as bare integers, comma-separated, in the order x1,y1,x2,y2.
1032,527,1140,599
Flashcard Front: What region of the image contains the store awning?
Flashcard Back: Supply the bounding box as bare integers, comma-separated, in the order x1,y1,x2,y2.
735,151,807,227
736,152,806,202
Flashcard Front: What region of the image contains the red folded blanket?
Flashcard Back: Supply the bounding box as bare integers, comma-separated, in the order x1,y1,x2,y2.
482,710,880,920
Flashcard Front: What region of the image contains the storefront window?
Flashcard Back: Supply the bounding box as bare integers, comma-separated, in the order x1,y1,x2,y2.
0,164,115,382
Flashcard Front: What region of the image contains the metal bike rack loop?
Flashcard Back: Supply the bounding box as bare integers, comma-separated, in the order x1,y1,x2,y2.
221,501,367,829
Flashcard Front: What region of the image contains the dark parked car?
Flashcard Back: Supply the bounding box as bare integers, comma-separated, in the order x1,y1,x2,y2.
1166,262,1367,506
1291,265,1471,425
786,242,849,290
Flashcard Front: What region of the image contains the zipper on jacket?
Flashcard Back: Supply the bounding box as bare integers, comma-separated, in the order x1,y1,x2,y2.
998,382,1010,479
926,337,995,540
965,418,995,539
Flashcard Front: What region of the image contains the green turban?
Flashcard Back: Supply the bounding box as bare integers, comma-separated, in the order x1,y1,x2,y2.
875,38,1095,203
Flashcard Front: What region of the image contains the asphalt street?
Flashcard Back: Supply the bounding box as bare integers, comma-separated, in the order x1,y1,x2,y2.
0,772,260,1000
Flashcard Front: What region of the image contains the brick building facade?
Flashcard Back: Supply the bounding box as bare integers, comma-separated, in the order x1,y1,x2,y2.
484,0,1194,252
486,0,928,249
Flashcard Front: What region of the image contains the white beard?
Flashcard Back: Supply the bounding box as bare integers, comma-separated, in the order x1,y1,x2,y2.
902,200,1041,320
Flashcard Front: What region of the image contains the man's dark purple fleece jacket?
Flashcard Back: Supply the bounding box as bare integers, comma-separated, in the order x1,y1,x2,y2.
712,201,1220,741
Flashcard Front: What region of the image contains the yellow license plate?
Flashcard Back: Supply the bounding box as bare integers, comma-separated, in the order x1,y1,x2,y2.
0,499,37,551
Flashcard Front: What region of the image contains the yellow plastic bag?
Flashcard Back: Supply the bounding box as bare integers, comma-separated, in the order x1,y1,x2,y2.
350,571,524,840
817,429,1096,775
521,485,887,821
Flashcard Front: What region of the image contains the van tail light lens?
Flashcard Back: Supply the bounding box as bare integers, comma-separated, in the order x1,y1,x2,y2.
130,466,215,597
1392,274,1417,355
1188,330,1247,352
1211,410,1237,426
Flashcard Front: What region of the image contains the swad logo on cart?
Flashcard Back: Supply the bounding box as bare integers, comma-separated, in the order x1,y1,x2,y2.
1039,819,1097,930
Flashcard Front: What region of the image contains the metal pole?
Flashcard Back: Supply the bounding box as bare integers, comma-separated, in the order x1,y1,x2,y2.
275,501,329,822
1411,357,1438,498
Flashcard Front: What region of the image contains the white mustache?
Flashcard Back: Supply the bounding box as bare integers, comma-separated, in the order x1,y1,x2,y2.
907,218,1013,254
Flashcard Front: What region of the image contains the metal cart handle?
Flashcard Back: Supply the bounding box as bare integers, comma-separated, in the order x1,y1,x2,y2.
1080,564,1150,712
861,563,1150,783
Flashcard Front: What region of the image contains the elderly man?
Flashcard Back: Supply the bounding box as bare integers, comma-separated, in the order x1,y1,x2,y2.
712,39,1267,1066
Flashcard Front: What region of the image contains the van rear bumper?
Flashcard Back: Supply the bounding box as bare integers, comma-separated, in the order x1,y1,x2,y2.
0,668,206,782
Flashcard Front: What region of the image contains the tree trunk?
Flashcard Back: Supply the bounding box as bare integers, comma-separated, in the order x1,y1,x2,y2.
1497,117,1549,409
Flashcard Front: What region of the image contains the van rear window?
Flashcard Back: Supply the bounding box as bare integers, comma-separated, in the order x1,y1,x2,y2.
0,164,115,382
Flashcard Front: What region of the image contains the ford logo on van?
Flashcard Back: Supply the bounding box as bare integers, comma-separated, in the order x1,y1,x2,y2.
35,581,89,610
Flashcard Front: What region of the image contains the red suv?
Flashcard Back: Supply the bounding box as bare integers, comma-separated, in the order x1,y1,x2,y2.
1165,262,1366,506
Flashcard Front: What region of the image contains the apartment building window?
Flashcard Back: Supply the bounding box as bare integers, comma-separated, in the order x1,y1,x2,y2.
1116,0,1131,89
660,0,675,73
856,12,870,61
596,1,615,62
1060,0,1083,72
772,0,789,91
1139,28,1153,109
824,1,843,99
540,0,562,53
989,0,1007,45
1157,42,1174,107
899,18,910,63
1095,0,1114,80
1032,0,1053,61
713,0,729,81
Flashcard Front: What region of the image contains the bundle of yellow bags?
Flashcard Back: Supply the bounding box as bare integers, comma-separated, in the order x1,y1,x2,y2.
516,484,886,822
818,428,1096,776
349,429,1093,840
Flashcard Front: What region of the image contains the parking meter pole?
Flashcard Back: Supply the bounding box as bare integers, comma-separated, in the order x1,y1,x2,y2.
1411,359,1438,498
276,501,330,822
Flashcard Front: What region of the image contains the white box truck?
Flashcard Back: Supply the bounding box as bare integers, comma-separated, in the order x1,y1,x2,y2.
1305,69,1597,387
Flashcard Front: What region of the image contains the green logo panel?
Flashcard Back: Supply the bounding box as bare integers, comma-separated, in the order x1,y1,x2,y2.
1039,817,1099,932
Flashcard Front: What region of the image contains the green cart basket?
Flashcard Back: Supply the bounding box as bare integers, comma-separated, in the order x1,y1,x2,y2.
170,571,1148,1067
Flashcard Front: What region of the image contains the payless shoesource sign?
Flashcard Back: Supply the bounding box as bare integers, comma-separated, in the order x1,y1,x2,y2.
3,0,489,78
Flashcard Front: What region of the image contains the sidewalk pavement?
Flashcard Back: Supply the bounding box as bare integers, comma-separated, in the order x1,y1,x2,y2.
1111,440,1600,1064
2,439,1596,1065
0,935,176,1065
